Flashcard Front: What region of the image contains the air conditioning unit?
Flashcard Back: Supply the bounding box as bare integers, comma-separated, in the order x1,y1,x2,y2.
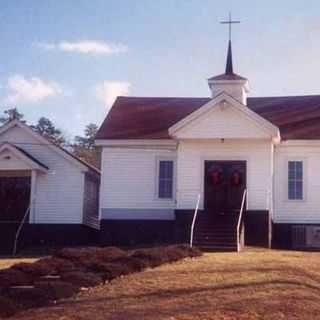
306,226,320,248
292,225,320,248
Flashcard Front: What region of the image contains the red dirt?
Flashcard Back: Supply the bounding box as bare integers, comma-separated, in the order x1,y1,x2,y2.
0,244,201,318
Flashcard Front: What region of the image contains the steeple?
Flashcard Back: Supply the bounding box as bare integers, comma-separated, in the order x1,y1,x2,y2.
207,13,249,105
225,40,233,74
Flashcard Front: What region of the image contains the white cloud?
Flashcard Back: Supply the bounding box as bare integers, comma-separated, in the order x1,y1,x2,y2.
4,75,62,105
37,40,128,55
95,81,131,107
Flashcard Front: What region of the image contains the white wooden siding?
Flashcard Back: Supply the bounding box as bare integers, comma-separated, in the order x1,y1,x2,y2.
0,125,85,224
99,147,176,219
0,149,31,170
274,143,320,223
176,139,273,210
174,103,272,140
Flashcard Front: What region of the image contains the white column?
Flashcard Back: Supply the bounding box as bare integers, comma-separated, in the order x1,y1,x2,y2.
269,142,275,248
30,170,37,223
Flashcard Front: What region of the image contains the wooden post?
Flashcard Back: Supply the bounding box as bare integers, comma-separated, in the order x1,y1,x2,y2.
30,170,37,223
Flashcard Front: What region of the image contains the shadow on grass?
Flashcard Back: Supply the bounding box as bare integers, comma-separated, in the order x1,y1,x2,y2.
59,278,320,305
147,265,320,283
41,278,320,320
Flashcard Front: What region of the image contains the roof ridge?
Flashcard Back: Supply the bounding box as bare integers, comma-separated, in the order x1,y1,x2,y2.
117,96,211,99
118,94,320,100
248,94,320,99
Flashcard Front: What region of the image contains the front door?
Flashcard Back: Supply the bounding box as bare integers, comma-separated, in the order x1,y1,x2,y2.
204,161,246,215
0,176,31,222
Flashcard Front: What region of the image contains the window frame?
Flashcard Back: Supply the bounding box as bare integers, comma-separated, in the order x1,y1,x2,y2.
286,159,305,202
155,156,176,201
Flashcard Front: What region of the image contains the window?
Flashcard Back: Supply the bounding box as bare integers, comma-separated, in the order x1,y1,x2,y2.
158,160,174,199
288,161,303,200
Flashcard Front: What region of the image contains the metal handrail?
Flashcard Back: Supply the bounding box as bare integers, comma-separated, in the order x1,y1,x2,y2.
12,205,31,256
236,189,247,252
190,193,201,248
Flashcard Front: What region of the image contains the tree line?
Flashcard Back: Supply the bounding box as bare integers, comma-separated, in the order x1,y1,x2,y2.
0,108,100,168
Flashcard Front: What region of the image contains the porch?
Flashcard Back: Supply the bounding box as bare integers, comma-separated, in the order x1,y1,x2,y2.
0,143,48,252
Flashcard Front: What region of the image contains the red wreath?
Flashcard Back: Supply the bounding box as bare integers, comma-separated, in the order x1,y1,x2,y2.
231,171,242,186
210,170,222,185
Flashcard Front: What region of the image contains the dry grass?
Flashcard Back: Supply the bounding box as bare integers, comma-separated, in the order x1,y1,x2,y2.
0,258,38,270
10,248,320,320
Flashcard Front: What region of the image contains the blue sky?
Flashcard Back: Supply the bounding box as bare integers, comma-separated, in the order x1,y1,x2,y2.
1,0,320,137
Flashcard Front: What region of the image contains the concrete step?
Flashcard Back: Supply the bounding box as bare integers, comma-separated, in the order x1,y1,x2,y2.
194,237,236,241
196,217,238,223
194,236,237,243
194,231,236,238
194,224,237,230
195,242,237,249
195,245,238,252
196,226,237,231
197,220,238,224
194,229,237,236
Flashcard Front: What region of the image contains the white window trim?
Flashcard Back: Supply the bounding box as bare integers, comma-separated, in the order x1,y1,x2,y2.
155,156,176,201
284,158,307,202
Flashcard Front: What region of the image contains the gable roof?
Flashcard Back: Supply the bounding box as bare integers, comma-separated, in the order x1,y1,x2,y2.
0,142,49,172
208,73,247,81
0,120,100,175
168,93,279,139
96,94,320,141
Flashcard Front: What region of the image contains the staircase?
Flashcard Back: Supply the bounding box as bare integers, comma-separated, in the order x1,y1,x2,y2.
193,212,240,251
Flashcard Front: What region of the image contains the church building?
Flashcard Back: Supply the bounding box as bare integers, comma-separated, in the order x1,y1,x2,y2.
96,35,320,251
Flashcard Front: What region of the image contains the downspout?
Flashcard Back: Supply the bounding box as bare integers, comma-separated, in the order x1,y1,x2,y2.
269,142,275,248
270,134,279,248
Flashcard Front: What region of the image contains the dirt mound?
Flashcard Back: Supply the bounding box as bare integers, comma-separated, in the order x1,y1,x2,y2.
0,244,202,318
113,256,149,272
55,246,126,263
34,281,77,300
61,271,103,288
10,258,77,285
166,244,202,261
35,257,77,274
173,244,202,257
90,262,132,281
131,247,169,267
130,245,201,268
6,286,49,308
0,296,20,318
12,261,48,276
0,269,33,289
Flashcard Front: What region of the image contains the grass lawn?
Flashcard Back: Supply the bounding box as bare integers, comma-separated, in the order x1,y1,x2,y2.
0,257,39,270
10,248,320,320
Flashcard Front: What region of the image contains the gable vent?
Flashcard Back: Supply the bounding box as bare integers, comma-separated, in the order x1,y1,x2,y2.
292,225,306,248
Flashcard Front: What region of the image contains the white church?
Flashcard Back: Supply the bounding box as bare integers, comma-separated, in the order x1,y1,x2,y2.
2,26,320,252
96,37,320,251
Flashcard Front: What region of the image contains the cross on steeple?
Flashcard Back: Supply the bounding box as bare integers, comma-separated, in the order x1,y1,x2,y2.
220,12,240,42
220,12,240,75
208,13,248,103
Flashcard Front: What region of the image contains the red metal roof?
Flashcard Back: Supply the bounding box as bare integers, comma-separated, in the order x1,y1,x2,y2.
96,95,320,140
208,73,247,81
